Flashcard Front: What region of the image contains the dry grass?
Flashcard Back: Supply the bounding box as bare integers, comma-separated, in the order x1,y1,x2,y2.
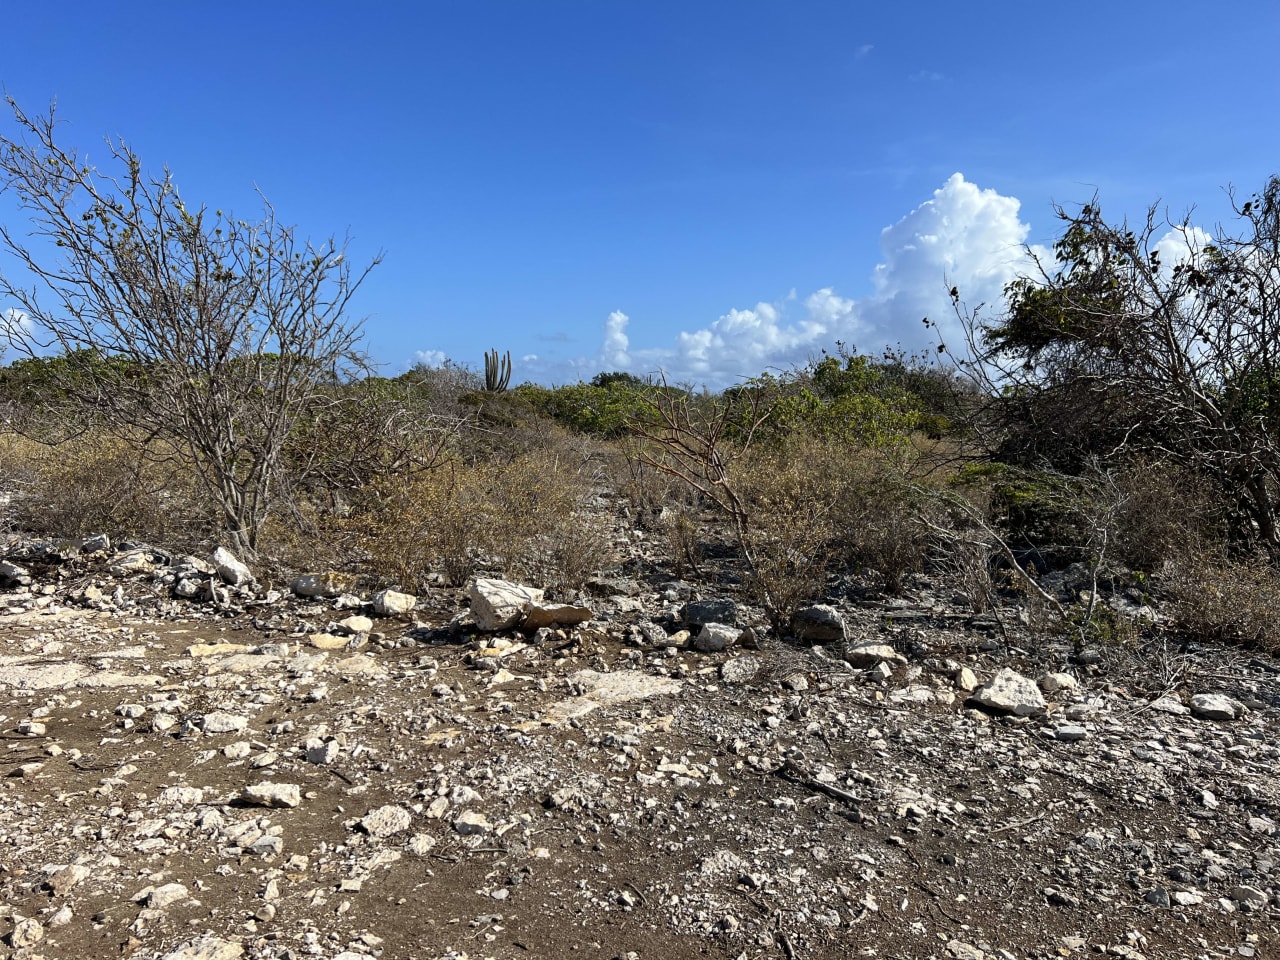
1110,459,1221,571
661,506,704,579
727,439,945,630
0,431,212,546
1165,553,1280,652
351,447,616,594
610,439,693,530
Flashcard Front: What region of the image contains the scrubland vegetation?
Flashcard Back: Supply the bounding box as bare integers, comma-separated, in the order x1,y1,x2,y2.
4,97,1280,657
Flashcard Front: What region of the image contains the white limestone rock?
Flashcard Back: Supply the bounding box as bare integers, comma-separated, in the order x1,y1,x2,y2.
372,589,417,618
970,668,1047,716
242,782,301,808
211,547,253,586
467,578,544,631
1190,693,1244,721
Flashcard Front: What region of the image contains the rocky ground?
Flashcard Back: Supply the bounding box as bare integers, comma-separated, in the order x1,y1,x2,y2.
0,536,1275,960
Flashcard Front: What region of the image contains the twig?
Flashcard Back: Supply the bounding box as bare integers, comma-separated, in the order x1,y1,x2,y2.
923,892,966,926
774,758,862,813
988,813,1045,837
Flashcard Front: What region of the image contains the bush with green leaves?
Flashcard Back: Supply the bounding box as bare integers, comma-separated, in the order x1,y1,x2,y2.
954,178,1280,560
736,348,927,451
513,374,660,439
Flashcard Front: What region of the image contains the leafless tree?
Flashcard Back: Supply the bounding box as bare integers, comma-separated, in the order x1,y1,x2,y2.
0,98,380,556
626,375,774,556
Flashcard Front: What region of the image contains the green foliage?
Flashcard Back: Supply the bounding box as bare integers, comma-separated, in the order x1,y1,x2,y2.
0,349,147,407
589,370,646,390
750,348,926,449
969,181,1280,559
513,378,657,438
1064,600,1140,651
991,473,1082,551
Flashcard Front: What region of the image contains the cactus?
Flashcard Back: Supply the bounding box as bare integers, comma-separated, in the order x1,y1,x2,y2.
484,348,512,393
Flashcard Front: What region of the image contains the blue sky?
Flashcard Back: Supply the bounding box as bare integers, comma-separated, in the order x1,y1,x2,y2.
3,1,1278,386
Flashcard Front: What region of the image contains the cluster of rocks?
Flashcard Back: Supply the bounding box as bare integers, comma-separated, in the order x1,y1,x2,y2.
0,534,1273,959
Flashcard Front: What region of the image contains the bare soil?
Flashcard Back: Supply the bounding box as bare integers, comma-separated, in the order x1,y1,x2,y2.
0,560,1275,960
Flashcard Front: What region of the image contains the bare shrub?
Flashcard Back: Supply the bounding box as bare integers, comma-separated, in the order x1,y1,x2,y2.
0,432,43,527
841,475,932,594
940,536,998,613
515,510,616,595
0,99,378,557
493,446,617,592
917,483,1068,643
742,518,835,636
662,506,704,579
1111,459,1221,571
356,447,614,593
1165,554,1280,652
611,439,690,529
420,462,503,586
626,377,775,550
733,445,846,632
7,431,210,545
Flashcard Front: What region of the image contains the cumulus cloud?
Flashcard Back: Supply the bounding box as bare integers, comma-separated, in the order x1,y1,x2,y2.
601,310,630,369
600,173,1042,385
859,172,1044,348
3,308,31,333
1154,224,1214,274
412,349,447,368
655,293,859,379
405,174,1051,387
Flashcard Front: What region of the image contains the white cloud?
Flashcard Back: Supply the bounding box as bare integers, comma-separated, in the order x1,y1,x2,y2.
613,173,1041,385
1154,224,1213,274
407,174,1050,387
860,172,1045,349
3,308,32,334
601,310,630,369
855,44,874,59
656,295,858,378
412,349,447,368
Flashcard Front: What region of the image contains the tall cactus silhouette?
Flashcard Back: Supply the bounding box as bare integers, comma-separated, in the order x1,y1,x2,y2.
484,349,512,392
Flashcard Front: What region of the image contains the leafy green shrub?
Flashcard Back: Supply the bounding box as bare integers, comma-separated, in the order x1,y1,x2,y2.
744,349,925,450
1064,599,1142,651
512,378,654,439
